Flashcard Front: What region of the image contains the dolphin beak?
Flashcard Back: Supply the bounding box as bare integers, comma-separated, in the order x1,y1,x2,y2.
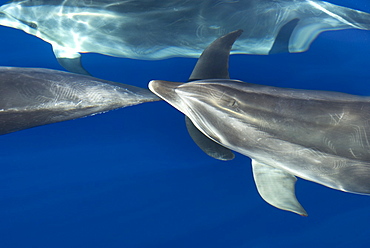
148,80,183,101
0,6,25,29
149,80,189,114
0,11,9,24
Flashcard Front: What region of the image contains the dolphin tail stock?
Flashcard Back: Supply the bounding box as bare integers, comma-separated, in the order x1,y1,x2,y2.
183,30,243,161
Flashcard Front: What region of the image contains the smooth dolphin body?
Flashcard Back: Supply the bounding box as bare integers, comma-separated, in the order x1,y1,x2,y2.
0,67,159,135
149,31,370,216
0,0,370,74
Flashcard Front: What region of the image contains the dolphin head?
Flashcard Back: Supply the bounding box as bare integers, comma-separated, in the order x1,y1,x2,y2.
149,79,221,143
149,80,185,113
0,1,40,36
149,79,245,145
150,79,243,111
0,1,82,50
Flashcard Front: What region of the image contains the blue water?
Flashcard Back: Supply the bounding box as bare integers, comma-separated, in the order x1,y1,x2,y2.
1,1,370,247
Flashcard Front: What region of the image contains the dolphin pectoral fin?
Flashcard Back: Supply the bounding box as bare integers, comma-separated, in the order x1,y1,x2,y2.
269,18,299,54
56,57,91,76
185,116,235,161
188,29,243,81
52,45,91,75
252,160,307,216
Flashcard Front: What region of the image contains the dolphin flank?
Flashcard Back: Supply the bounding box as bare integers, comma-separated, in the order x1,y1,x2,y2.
0,0,370,74
149,30,370,216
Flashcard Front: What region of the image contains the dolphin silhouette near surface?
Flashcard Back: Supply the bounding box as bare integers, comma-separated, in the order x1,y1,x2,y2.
0,67,159,135
0,0,370,75
149,30,370,216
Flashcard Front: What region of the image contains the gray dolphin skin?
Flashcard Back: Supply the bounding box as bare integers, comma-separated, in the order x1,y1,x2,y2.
0,67,159,135
1,0,370,74
148,31,370,216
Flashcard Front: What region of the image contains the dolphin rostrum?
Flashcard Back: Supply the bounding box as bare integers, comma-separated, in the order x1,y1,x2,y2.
0,67,159,135
149,30,370,216
1,0,370,74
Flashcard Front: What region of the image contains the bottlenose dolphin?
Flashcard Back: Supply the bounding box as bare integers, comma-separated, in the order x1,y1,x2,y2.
0,0,370,74
149,30,370,216
0,67,159,135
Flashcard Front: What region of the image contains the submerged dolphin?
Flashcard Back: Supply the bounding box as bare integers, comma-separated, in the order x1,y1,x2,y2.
149,30,370,216
0,67,159,135
0,0,370,74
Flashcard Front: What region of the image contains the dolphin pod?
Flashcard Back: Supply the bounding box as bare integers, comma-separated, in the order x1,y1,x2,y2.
0,0,370,74
149,30,370,216
0,67,159,135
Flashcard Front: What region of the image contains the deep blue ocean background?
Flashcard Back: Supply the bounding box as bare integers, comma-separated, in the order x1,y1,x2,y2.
0,0,370,247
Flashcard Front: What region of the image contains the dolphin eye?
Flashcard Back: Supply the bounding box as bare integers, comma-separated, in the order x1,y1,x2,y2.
219,94,238,108
19,19,38,29
228,99,238,107
28,22,38,29
207,88,238,108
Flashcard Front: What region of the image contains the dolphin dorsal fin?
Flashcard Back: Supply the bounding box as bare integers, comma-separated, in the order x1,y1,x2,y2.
189,29,243,81
185,30,242,161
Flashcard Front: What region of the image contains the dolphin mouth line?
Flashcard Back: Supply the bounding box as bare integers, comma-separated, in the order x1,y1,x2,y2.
151,80,231,157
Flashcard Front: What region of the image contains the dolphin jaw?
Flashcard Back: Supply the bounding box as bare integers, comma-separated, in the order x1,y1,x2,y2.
149,80,212,133
0,8,22,29
149,80,227,147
